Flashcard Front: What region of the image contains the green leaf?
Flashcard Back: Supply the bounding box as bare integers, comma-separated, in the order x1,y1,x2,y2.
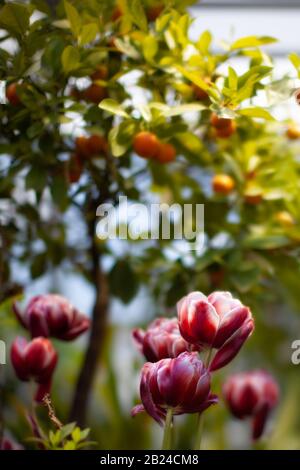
0,3,30,37
127,0,148,32
79,428,90,441
175,132,204,155
289,52,300,78
150,102,205,117
71,427,81,444
230,35,277,50
64,0,81,37
228,66,238,91
109,260,139,304
244,235,290,250
61,45,80,73
26,167,47,192
63,441,76,450
31,253,47,279
60,423,76,441
196,30,212,55
50,174,69,211
155,12,172,33
142,35,158,62
239,107,275,121
109,121,135,157
79,23,98,46
99,99,130,118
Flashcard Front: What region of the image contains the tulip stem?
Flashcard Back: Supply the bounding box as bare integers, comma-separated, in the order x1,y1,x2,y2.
195,413,205,450
205,348,213,368
162,408,173,450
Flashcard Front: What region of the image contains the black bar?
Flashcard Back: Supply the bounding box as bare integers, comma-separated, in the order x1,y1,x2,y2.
0,450,300,465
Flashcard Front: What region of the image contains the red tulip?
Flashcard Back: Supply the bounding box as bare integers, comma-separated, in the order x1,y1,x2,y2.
223,370,279,440
0,437,23,450
177,291,254,371
132,318,200,362
131,352,218,425
13,294,90,341
11,337,58,402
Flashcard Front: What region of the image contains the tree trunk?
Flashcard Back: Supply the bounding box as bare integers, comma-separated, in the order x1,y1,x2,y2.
69,210,109,427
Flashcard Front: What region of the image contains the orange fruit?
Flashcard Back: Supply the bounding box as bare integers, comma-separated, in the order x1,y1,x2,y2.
212,174,235,195
146,5,164,21
68,154,83,183
133,131,160,159
75,136,90,158
111,6,122,21
83,84,107,104
155,142,176,163
87,135,107,155
216,121,236,138
210,112,234,129
6,83,21,106
244,193,262,205
286,125,300,140
275,211,295,227
192,84,209,101
90,65,109,81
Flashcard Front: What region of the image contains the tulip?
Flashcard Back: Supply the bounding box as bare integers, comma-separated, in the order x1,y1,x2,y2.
132,318,200,362
0,437,23,450
131,352,218,425
13,294,90,341
223,370,279,440
11,337,58,402
177,291,254,371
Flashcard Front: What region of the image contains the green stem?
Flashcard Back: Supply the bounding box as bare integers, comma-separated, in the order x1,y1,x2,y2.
205,348,213,368
194,412,205,450
194,348,213,450
162,408,173,450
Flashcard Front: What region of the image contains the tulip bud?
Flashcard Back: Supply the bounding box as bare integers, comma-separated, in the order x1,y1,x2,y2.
0,436,23,450
11,337,57,402
132,318,200,362
131,352,218,425
13,294,90,341
177,291,254,371
223,370,279,440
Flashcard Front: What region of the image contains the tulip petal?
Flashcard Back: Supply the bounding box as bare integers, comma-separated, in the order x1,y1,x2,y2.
213,306,250,348
132,328,145,352
157,353,195,406
209,319,254,372
140,363,165,425
12,302,27,328
131,404,145,417
28,309,50,338
10,337,28,381
61,315,90,340
252,404,270,440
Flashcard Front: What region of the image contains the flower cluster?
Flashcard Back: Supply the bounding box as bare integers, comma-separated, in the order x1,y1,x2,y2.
11,294,90,402
132,290,279,445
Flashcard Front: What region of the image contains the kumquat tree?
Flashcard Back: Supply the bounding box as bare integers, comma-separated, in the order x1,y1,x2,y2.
1,0,300,452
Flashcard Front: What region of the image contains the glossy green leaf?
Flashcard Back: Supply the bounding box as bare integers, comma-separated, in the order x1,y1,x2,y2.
99,99,130,118
0,3,30,37
64,0,81,37
61,45,80,73
239,107,275,121
231,35,277,50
